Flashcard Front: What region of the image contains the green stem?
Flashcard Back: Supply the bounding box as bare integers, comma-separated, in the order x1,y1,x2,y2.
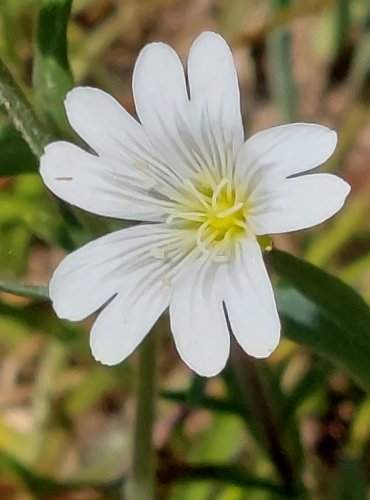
268,0,297,121
0,56,87,249
231,344,301,497
333,0,350,56
0,57,50,158
127,331,158,500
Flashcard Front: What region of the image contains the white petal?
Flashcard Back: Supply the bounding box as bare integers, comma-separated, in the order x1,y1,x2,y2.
132,40,224,181
249,173,351,235
224,240,280,358
188,32,244,155
65,86,149,162
235,123,337,185
50,224,174,321
40,141,168,221
90,276,170,366
170,257,229,377
133,42,189,146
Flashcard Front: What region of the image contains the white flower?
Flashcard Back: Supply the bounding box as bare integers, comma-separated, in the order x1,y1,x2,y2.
40,32,350,377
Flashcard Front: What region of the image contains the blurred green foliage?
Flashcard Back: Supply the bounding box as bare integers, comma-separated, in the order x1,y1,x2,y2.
0,0,370,499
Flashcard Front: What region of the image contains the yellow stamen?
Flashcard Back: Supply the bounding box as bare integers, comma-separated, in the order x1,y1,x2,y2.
168,177,249,260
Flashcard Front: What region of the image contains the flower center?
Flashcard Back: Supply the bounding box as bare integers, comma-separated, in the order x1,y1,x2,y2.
203,178,245,239
168,177,249,261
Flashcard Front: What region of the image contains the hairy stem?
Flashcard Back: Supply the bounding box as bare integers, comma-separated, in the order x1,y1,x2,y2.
0,57,50,158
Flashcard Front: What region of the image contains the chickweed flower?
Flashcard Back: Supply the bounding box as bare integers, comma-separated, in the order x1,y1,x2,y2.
40,32,350,376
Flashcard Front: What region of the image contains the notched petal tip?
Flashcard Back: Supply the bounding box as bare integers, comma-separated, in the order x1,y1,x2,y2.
245,332,280,359
39,142,58,182
138,40,172,53
65,85,102,105
189,31,234,64
134,41,180,69
65,85,86,103
49,293,84,322
341,178,352,197
327,127,338,142
39,141,74,189
64,86,101,120
321,127,338,160
50,301,81,322
89,318,143,368
330,178,351,218
48,278,85,322
324,174,351,211
330,176,351,216
185,357,228,378
193,31,227,44
301,124,338,167
64,86,124,131
133,41,185,99
90,345,123,367
227,305,281,360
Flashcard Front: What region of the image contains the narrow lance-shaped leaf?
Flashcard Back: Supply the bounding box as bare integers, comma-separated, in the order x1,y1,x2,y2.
32,0,107,247
268,249,370,392
0,450,125,497
0,57,50,157
267,0,297,121
0,124,38,176
158,463,286,496
269,249,370,342
0,281,49,301
33,0,74,134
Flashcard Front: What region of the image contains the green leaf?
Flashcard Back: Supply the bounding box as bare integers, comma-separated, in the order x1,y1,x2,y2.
0,57,50,157
0,124,37,175
269,249,370,391
161,390,244,417
0,281,49,301
270,249,370,342
160,463,285,496
0,299,83,348
282,360,329,421
332,0,351,57
329,457,368,500
33,0,73,134
0,451,124,497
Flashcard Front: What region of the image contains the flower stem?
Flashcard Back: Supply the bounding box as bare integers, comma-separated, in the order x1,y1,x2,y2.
230,344,301,497
0,56,50,158
127,330,158,500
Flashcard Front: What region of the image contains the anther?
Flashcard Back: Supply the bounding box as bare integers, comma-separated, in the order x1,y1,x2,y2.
183,179,211,208
167,211,205,224
196,222,220,255
211,178,229,211
216,202,244,218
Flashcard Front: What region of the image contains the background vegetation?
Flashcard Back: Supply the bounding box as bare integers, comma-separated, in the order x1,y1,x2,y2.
0,0,369,498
